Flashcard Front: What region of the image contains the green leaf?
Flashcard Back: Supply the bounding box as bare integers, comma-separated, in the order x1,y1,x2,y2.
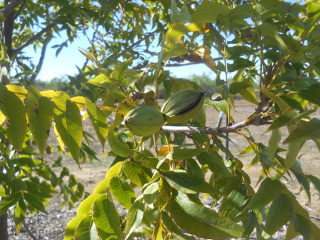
74,215,92,240
296,83,320,105
93,161,124,194
164,169,219,194
227,58,255,72
123,161,150,187
54,99,82,163
169,148,205,161
260,23,288,51
110,176,137,209
107,128,133,158
162,42,188,62
165,23,189,43
170,1,191,23
292,213,311,240
87,74,111,87
245,178,282,210
125,197,145,238
186,158,204,179
0,90,27,151
86,99,108,149
13,200,26,234
262,193,294,239
191,1,229,23
268,110,316,131
92,194,122,239
290,167,311,202
161,211,194,240
284,118,320,143
77,194,103,217
259,87,290,113
242,211,258,239
143,182,159,204
307,2,320,20
25,87,53,156
197,151,233,177
0,193,21,217
110,58,132,81
64,215,88,240
24,193,48,214
307,175,320,193
268,128,282,161
166,193,244,239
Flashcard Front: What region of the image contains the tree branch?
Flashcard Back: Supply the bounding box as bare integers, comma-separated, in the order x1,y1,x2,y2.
12,22,57,56
1,0,24,18
115,30,157,59
161,115,271,135
23,222,38,240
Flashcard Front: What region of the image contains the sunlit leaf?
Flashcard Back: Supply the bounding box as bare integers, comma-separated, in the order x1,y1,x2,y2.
0,193,21,217
110,176,137,209
125,197,144,238
64,215,88,240
85,99,108,149
92,194,122,239
0,88,27,151
74,215,92,240
77,194,103,217
107,128,133,158
92,161,124,194
143,182,159,204
123,161,150,187
25,87,54,156
166,23,189,43
162,43,189,62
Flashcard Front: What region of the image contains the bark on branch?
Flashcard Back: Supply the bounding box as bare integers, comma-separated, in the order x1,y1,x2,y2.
1,0,24,18
12,22,57,56
161,115,271,135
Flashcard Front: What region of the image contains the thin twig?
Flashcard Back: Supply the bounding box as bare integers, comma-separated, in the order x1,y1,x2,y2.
23,222,38,240
12,22,57,56
115,30,157,59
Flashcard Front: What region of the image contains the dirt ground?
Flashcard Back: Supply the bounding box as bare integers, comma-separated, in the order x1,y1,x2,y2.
8,100,320,239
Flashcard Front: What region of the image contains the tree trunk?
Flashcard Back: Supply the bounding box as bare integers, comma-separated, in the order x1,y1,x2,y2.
0,213,9,240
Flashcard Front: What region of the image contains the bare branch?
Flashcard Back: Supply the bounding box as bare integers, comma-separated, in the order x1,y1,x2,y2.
1,0,24,18
12,22,57,56
115,30,157,59
161,116,271,135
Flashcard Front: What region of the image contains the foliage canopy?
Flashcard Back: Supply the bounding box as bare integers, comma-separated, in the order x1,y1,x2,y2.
1,0,320,239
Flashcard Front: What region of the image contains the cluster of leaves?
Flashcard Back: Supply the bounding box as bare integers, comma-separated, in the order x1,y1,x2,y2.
63,0,320,239
1,0,320,239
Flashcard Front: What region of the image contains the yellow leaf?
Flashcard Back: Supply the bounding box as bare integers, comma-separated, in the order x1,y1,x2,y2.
157,143,175,157
6,85,28,100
